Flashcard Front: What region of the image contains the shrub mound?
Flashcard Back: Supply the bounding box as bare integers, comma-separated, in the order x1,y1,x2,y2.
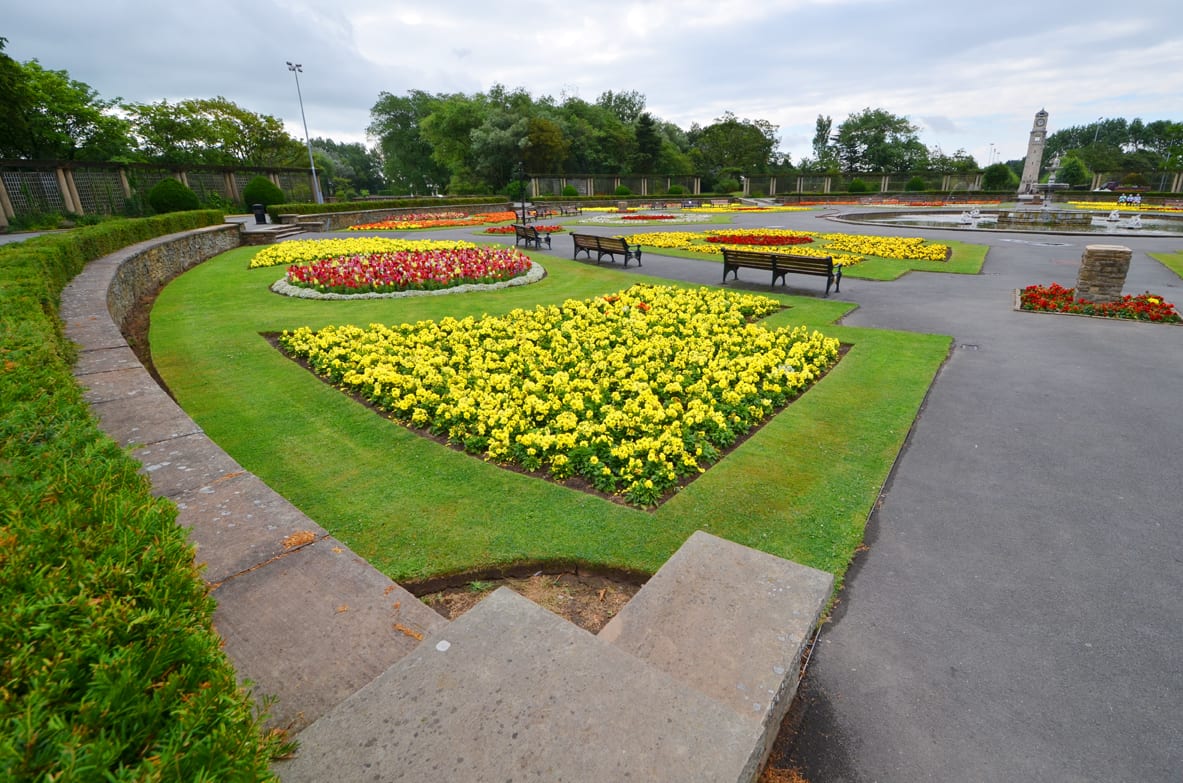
147,178,201,214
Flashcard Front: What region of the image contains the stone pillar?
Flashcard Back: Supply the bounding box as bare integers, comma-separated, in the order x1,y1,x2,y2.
1075,244,1132,304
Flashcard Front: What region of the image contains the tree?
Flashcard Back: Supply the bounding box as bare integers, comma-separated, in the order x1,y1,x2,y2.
810,114,838,171
2,57,131,160
1057,156,1092,187
311,137,385,194
982,162,1016,190
833,108,927,172
595,90,646,124
688,112,779,177
123,97,302,166
632,112,662,174
367,89,451,194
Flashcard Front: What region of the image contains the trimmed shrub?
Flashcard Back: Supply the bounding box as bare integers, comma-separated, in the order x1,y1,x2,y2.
614,185,632,196
0,213,289,780
715,177,740,194
904,176,927,192
847,178,871,193
147,178,201,214
561,184,579,197
242,175,286,209
666,184,686,196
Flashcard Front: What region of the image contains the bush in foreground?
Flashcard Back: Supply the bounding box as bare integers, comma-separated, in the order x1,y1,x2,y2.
0,213,288,780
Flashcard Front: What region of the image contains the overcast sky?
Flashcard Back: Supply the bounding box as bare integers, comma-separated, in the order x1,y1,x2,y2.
5,0,1181,167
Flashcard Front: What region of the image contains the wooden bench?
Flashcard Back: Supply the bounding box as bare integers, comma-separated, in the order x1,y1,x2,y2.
571,233,642,267
558,204,582,216
721,248,840,296
513,223,551,250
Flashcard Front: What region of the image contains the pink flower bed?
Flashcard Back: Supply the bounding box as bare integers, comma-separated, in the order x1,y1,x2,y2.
285,247,533,294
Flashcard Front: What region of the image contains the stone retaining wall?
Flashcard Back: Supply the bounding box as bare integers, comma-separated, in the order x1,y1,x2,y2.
105,223,241,332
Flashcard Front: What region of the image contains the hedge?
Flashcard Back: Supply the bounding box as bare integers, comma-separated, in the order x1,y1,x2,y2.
0,212,288,781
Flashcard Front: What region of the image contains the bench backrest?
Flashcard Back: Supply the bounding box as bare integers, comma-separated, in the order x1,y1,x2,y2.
722,248,832,272
597,236,628,251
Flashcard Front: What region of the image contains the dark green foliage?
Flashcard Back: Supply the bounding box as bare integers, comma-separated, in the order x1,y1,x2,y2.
613,185,632,196
904,176,927,192
1057,156,1092,187
561,184,579,197
146,178,200,214
982,163,1016,191
0,213,288,781
715,178,740,193
666,184,686,196
847,178,870,193
1121,172,1150,186
242,176,286,209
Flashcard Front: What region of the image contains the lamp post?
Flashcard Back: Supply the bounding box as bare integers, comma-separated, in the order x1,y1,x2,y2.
1093,117,1103,144
516,162,527,223
286,61,323,204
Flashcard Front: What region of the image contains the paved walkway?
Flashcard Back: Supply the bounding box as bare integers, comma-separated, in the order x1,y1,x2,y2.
445,212,1182,781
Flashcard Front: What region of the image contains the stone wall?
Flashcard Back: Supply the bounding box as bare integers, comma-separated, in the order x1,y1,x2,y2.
106,223,241,332
1075,244,1132,304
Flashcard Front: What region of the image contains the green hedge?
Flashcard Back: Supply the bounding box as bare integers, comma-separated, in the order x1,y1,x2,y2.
268,196,503,219
0,212,288,781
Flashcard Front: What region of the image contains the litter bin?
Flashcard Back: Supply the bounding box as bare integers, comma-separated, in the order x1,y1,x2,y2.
251,204,267,224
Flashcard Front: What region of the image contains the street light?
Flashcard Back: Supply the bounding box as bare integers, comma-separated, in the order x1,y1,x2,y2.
286,61,323,204
1093,116,1103,144
515,162,527,223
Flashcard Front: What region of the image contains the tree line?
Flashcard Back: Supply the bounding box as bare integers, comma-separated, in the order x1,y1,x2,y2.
2,37,1180,199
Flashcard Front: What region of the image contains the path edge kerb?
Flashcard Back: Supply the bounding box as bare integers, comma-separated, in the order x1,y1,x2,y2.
60,224,447,733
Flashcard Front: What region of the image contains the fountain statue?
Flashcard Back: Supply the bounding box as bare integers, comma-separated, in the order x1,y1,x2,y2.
1107,210,1121,222
1129,215,1142,229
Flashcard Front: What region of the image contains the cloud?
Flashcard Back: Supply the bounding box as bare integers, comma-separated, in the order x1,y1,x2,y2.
2,0,1180,165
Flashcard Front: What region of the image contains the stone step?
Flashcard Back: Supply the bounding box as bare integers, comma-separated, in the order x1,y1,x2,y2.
275,532,833,782
274,587,764,783
599,530,834,770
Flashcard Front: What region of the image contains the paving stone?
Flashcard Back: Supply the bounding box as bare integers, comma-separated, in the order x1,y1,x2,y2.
275,588,760,783
211,537,446,733
89,386,201,447
76,365,162,404
73,345,144,375
63,311,127,351
133,432,245,500
599,530,833,768
174,471,328,585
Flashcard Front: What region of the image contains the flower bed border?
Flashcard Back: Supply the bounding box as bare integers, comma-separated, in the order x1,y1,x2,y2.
270,260,546,300
1011,288,1182,325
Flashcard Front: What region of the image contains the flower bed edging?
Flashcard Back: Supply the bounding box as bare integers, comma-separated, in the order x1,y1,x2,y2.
270,260,546,300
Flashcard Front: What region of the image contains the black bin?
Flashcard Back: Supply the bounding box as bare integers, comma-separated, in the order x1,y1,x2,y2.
251,204,267,224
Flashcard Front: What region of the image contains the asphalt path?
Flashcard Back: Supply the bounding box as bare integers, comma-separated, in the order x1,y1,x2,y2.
309,209,1183,781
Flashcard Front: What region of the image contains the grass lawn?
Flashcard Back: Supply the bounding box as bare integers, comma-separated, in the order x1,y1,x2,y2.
626,238,988,280
1149,250,1183,279
150,246,950,589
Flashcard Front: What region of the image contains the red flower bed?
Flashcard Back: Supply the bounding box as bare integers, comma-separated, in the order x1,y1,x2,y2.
484,224,562,234
285,247,532,294
704,233,814,246
1020,283,1180,323
620,214,678,220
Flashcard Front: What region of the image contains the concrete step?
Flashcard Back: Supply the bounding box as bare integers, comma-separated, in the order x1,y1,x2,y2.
274,532,833,782
599,531,834,769
274,587,763,783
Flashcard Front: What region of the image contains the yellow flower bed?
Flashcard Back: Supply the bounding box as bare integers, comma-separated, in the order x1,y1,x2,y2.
249,238,478,269
624,228,950,265
279,284,840,506
684,205,812,213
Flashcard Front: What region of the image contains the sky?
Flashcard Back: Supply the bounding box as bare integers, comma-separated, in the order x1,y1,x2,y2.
4,0,1182,168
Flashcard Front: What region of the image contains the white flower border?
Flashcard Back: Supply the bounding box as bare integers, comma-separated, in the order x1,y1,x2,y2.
270,260,546,300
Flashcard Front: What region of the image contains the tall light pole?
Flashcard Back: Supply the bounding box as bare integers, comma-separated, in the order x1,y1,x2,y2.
286,61,323,204
1093,116,1103,144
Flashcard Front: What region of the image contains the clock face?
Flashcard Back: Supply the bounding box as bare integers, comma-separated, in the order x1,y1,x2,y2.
1036,117,1046,127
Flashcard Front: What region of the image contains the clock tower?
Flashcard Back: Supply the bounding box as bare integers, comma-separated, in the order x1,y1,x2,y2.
1019,109,1049,195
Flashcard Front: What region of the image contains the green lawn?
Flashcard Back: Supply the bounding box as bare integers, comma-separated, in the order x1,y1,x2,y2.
1149,249,1183,279
150,246,950,589
626,239,988,280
